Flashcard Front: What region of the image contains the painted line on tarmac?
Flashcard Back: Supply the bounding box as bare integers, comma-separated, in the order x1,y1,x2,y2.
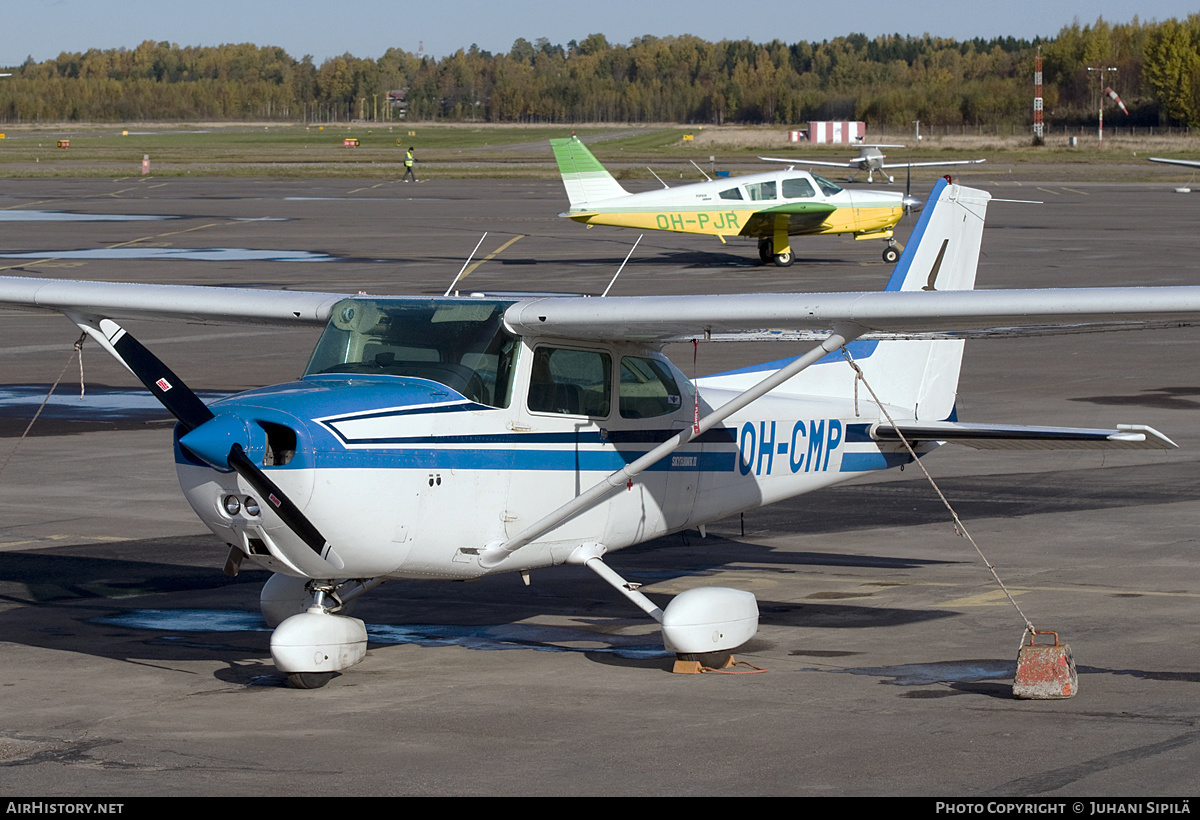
0,217,278,273
457,234,525,282
0,534,129,551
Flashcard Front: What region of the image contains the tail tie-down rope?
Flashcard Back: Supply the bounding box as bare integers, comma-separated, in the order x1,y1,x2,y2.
840,348,1037,645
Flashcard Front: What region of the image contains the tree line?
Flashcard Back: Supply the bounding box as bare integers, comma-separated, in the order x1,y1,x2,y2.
2,15,1198,128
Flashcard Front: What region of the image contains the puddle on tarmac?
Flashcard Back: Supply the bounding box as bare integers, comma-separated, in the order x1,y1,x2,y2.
98,609,268,632
93,608,669,659
0,385,230,419
0,210,176,222
368,622,667,659
0,248,336,262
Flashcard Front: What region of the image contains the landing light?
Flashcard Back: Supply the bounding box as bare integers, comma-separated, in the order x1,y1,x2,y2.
223,495,261,517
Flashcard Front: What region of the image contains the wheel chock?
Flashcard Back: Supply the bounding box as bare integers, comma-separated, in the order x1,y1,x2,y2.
672,655,736,674
1013,631,1077,699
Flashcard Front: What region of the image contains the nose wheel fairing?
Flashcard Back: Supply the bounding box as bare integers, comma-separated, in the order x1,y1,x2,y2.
270,607,367,686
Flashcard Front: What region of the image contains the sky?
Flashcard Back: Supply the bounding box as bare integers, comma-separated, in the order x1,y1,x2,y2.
4,0,1198,66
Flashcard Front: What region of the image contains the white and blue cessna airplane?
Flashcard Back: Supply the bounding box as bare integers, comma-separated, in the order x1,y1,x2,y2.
2,179,1198,687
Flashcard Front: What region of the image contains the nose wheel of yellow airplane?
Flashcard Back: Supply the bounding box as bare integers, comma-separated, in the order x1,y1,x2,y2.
883,241,900,264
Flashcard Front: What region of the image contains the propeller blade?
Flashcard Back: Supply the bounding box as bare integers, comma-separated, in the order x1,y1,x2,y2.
227,444,345,570
100,320,344,572
100,319,214,431
901,162,922,214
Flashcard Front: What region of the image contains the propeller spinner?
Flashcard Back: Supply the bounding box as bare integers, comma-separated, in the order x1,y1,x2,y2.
98,319,344,570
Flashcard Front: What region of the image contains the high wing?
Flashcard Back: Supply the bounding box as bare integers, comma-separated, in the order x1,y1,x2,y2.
502,284,1200,342
1148,157,1200,169
0,277,347,326
5,181,1200,342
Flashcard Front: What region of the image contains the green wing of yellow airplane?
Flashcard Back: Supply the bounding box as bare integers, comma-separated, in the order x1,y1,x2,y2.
551,136,917,266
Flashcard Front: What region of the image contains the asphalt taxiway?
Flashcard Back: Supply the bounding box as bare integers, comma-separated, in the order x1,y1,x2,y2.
1,173,1199,796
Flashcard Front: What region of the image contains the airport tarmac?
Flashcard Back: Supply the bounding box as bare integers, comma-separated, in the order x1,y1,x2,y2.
1,174,1199,797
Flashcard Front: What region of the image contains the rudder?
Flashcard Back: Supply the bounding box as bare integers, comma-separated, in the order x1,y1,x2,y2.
550,137,629,209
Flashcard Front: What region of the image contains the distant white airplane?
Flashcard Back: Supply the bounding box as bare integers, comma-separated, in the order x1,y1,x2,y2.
761,145,986,184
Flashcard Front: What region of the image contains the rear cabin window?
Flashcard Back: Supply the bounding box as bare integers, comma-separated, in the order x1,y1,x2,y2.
528,347,612,418
718,187,743,200
619,356,684,419
782,178,816,198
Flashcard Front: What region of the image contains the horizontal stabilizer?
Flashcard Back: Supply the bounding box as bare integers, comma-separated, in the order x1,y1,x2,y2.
872,421,1176,451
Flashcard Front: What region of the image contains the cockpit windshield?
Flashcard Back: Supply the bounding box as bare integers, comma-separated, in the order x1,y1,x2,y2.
810,173,844,197
305,298,519,408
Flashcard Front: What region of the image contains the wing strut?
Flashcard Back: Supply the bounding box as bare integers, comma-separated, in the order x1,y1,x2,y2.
476,323,865,569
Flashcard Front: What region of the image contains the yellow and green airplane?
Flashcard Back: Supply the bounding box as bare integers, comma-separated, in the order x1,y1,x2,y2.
551,136,920,266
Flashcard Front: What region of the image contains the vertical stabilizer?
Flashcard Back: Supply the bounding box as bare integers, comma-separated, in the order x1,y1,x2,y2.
881,178,989,295
701,180,991,422
550,137,629,209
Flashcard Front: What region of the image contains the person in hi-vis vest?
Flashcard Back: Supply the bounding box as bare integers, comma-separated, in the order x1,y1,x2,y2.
403,147,417,182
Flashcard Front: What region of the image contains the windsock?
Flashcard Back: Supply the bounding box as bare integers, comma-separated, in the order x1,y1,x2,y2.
1105,87,1129,115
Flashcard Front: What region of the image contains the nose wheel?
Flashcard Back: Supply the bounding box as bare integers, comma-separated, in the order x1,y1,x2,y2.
882,240,900,264
287,671,336,689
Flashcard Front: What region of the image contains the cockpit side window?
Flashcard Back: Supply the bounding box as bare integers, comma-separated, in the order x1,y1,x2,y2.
718,187,744,201
528,347,611,418
744,181,777,201
782,177,816,199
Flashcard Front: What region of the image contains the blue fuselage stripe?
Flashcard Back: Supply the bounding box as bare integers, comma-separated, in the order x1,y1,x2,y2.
306,448,738,472
839,452,912,471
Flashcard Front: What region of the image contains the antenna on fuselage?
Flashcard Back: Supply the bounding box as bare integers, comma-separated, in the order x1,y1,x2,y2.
647,167,669,188
689,160,712,181
443,232,488,297
601,234,642,297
